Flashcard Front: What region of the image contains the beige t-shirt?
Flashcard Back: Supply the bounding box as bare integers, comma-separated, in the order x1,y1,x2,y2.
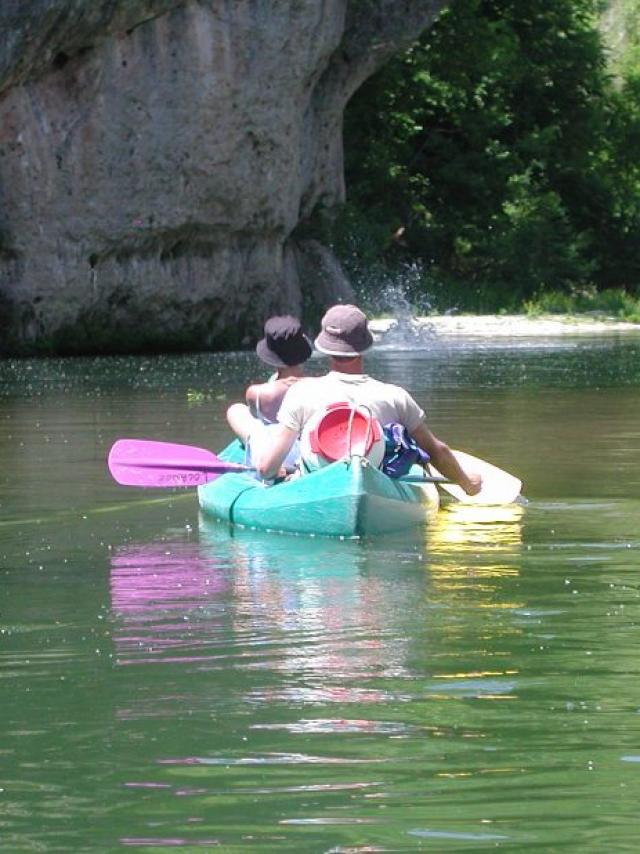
277,371,426,436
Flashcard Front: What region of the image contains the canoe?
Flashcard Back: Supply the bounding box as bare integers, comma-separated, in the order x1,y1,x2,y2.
197,440,439,537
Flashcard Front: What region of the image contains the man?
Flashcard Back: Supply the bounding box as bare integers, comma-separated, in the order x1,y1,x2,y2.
257,304,482,496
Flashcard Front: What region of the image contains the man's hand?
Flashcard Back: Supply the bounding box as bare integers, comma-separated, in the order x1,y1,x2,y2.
464,472,483,496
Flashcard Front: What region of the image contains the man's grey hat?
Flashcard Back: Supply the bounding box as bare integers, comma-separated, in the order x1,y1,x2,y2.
314,304,374,356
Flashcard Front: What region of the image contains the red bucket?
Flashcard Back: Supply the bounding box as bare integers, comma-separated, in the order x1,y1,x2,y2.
308,402,382,462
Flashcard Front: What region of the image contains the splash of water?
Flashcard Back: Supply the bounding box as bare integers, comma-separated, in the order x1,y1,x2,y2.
379,305,437,350
356,265,439,350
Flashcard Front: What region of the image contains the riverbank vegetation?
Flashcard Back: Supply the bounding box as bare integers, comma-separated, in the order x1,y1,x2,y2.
332,0,640,315
524,286,640,320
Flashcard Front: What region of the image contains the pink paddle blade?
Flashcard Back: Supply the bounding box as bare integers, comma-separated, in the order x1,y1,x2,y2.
108,438,249,488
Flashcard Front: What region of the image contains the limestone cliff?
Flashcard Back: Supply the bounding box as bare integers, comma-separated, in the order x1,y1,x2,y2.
0,0,445,354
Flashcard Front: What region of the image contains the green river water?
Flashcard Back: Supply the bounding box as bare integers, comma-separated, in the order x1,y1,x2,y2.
1,332,640,852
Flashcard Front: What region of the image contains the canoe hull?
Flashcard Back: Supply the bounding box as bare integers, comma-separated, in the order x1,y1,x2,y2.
198,445,438,537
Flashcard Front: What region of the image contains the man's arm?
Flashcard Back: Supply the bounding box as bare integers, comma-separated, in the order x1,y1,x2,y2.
411,423,482,496
256,423,298,480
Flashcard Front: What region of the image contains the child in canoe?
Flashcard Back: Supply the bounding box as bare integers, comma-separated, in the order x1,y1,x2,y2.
226,315,313,469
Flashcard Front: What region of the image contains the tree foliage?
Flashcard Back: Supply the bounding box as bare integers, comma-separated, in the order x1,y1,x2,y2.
340,0,640,308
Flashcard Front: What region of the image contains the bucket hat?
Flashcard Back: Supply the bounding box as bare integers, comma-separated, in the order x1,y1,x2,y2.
255,315,313,368
314,304,374,356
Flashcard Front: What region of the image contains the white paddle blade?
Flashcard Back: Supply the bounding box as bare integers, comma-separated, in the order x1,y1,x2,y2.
429,450,522,505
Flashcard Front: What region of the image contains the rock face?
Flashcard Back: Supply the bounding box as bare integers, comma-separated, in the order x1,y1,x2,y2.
0,0,445,354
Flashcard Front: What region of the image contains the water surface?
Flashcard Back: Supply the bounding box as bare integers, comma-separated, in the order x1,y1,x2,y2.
2,332,640,851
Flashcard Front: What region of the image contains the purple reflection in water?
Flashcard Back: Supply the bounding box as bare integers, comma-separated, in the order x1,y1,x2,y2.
111,543,228,615
110,542,230,667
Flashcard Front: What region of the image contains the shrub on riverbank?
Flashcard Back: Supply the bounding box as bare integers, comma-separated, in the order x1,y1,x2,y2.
524,287,640,321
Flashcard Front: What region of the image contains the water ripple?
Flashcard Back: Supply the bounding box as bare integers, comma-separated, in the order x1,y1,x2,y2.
158,753,384,766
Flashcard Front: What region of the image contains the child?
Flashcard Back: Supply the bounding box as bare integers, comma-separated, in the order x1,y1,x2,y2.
226,315,312,469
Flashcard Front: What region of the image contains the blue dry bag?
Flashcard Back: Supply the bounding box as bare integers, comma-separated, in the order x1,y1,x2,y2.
382,422,430,478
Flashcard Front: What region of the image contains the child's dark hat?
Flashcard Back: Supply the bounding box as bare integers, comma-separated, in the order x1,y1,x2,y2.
256,315,313,368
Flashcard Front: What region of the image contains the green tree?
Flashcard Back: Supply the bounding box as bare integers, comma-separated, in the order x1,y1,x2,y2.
341,0,640,308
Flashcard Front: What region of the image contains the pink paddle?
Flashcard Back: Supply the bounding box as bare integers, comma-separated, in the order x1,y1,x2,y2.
108,439,249,488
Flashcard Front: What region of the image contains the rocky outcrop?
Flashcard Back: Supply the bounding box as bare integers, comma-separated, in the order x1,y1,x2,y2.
0,0,446,354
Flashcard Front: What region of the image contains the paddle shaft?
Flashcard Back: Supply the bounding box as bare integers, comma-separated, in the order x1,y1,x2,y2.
108,439,521,504
401,474,451,484
126,461,251,473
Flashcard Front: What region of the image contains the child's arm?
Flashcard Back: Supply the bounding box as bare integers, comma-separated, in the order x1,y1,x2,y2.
245,382,266,410
246,377,300,422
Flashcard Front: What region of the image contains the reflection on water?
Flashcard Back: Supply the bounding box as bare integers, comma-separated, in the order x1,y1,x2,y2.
429,501,524,552
108,508,529,721
427,502,524,612
110,524,413,694
110,542,230,667
102,512,543,847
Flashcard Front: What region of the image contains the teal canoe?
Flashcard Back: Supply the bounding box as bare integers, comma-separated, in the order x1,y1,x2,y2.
197,440,439,537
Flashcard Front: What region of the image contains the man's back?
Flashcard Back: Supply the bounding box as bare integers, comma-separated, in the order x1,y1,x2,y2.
277,371,425,438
